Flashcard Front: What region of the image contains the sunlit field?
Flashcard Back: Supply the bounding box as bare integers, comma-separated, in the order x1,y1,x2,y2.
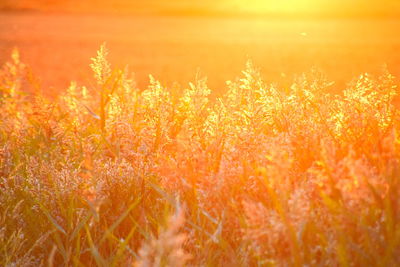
1,1,400,266
1,13,400,96
0,13,400,96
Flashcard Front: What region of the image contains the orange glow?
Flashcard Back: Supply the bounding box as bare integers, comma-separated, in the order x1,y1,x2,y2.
2,0,400,17
1,0,400,266
227,0,400,16
233,0,328,14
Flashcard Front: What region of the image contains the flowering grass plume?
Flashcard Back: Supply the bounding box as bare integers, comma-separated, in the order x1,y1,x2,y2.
0,45,400,266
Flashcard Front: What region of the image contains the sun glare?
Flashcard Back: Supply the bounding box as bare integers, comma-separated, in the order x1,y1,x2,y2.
229,0,391,16
233,0,328,14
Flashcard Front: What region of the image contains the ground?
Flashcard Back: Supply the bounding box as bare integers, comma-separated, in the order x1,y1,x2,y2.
1,12,400,95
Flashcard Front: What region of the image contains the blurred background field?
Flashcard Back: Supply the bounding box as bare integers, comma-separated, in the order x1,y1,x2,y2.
0,0,400,95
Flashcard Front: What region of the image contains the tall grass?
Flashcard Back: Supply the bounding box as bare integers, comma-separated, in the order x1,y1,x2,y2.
0,45,400,266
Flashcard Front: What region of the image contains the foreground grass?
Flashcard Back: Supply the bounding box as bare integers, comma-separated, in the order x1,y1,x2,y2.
1,45,400,266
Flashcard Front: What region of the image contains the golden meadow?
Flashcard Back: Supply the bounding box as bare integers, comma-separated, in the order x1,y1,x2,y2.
1,45,400,266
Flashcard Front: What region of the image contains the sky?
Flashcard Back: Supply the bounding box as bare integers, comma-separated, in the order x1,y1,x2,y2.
1,0,400,17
